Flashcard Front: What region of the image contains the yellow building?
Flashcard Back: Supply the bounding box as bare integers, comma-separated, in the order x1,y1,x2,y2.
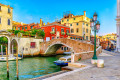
61,11,91,40
0,3,13,30
101,33,117,41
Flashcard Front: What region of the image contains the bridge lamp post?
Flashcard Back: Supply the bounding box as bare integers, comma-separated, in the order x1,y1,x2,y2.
90,12,100,61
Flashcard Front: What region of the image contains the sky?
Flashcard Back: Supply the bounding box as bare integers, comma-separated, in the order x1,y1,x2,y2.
0,0,117,35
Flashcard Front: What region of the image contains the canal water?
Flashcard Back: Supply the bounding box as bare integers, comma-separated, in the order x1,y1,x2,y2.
0,55,66,80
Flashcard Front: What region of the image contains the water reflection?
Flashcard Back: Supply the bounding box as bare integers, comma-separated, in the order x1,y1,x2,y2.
0,55,65,80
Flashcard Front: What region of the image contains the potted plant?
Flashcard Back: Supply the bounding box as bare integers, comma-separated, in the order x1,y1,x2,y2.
50,31,55,34
61,32,65,35
66,33,70,36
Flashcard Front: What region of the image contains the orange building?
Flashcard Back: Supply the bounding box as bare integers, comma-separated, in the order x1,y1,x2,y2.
15,23,40,31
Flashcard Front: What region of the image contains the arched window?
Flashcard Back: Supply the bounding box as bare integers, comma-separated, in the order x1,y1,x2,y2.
71,29,74,33
8,19,10,25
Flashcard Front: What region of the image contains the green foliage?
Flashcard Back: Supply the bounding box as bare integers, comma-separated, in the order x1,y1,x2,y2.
0,37,8,44
14,30,21,35
78,57,81,61
37,30,45,38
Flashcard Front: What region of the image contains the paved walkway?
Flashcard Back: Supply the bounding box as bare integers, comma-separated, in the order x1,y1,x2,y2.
44,50,120,80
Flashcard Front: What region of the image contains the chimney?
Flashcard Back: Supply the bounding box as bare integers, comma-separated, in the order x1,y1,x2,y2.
47,22,49,24
40,18,42,26
43,23,45,26
84,11,86,16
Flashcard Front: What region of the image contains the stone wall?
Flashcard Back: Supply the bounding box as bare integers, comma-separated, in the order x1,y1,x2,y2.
71,46,102,62
17,38,43,57
40,38,94,55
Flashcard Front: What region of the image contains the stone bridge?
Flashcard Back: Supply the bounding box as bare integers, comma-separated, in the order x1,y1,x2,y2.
40,38,94,55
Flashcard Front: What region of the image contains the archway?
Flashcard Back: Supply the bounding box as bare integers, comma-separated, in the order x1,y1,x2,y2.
10,39,18,56
45,43,74,55
0,36,8,56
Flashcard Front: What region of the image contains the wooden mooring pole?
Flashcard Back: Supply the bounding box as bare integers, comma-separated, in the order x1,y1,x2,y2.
16,50,19,80
6,47,9,78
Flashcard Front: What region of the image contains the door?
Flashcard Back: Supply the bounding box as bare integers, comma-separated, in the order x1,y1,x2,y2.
46,37,50,41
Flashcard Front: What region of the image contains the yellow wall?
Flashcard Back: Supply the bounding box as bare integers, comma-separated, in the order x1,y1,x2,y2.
61,12,91,40
101,33,117,41
0,4,13,30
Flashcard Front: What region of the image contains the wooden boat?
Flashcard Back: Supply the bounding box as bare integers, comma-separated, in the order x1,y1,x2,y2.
0,54,22,61
0,57,22,61
54,56,71,66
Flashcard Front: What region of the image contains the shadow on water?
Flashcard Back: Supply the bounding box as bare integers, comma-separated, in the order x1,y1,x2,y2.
0,55,67,80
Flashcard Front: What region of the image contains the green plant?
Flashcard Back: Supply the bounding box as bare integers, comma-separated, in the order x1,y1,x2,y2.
66,33,70,35
61,32,65,35
50,31,55,34
78,57,81,61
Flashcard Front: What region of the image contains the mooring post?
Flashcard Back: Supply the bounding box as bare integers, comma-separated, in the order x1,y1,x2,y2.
16,48,19,80
6,47,9,78
16,52,19,80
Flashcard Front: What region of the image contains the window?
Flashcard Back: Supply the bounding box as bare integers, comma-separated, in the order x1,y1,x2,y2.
86,36,88,40
8,8,10,13
83,23,84,25
18,27,20,30
31,26,33,29
52,28,55,32
70,24,72,26
0,6,1,11
73,18,75,20
70,37,72,39
86,29,88,33
86,24,88,26
57,37,59,39
76,28,79,33
66,47,68,50
15,27,16,30
52,37,54,39
61,29,64,32
25,27,27,30
67,29,69,33
61,47,63,50
42,29,44,32
62,20,64,22
71,29,74,33
8,19,10,25
22,27,24,30
76,23,79,25
73,37,75,39
67,19,69,21
0,17,1,24
76,38,78,39
64,47,66,51
30,42,36,48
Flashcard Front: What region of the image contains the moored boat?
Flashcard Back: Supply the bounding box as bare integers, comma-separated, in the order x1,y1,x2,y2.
54,56,71,66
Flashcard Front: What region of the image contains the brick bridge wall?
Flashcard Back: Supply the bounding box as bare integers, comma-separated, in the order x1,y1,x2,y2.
40,38,94,55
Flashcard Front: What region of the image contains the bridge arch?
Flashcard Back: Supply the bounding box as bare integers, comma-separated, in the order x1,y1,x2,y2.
45,42,74,54
40,38,94,55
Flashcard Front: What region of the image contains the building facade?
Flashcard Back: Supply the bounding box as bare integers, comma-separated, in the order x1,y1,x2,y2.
0,3,13,30
14,23,40,31
40,22,70,41
61,11,91,40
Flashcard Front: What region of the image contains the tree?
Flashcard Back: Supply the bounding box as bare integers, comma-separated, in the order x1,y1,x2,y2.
37,30,45,38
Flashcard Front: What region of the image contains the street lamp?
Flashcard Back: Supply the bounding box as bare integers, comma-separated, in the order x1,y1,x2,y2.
90,12,100,60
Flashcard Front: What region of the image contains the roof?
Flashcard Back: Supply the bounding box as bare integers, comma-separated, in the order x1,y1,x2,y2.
40,22,70,28
0,3,13,9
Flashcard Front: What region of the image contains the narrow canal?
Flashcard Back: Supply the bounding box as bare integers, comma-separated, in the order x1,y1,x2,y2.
0,55,66,80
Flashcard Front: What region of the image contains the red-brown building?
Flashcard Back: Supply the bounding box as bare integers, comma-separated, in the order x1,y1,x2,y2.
15,23,40,31
40,22,70,41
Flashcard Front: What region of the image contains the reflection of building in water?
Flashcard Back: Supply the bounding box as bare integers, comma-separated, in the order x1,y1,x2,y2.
56,45,71,54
